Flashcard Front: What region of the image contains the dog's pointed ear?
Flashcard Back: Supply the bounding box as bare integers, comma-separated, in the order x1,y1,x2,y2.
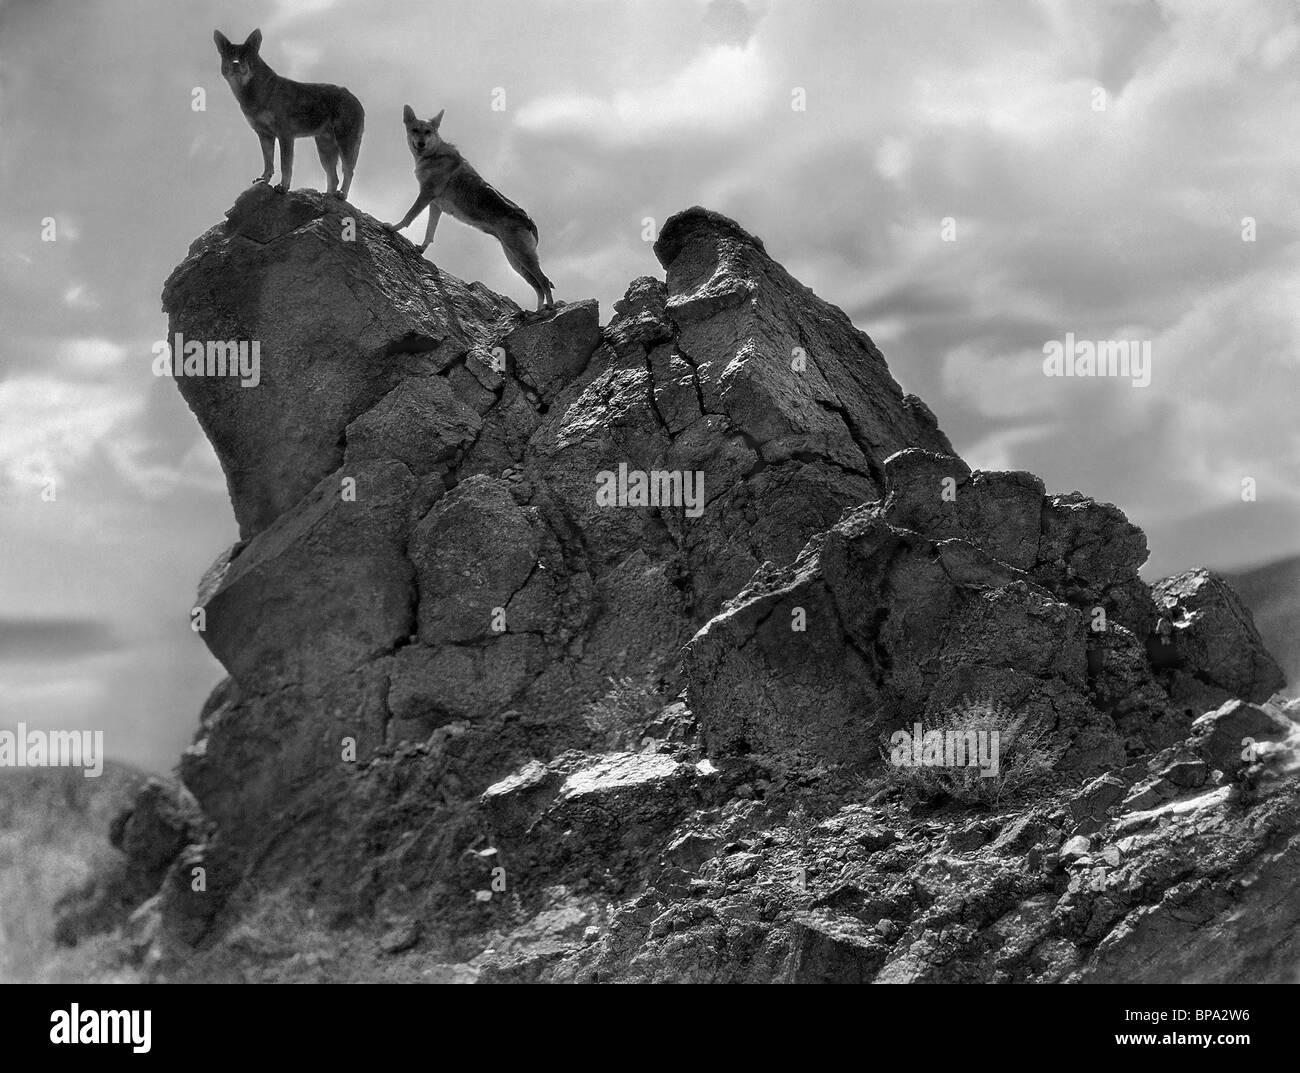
214,30,231,53
402,104,416,124
431,109,445,130
244,28,263,52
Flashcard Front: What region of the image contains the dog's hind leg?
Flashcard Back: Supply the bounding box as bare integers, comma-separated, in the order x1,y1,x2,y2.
315,134,341,197
339,138,360,199
501,227,553,311
337,98,363,200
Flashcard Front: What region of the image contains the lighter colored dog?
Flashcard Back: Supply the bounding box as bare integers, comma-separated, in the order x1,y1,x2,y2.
384,107,554,310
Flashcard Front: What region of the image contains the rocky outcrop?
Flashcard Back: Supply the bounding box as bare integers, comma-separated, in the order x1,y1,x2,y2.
683,448,1158,771
540,705,1300,984
74,187,1294,983
159,187,956,844
1151,569,1286,712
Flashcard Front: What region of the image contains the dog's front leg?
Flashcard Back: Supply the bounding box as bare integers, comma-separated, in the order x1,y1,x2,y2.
417,205,442,254
383,191,436,235
274,135,294,192
254,132,274,185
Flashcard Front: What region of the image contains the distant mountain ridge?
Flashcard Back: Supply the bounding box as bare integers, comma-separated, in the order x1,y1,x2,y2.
1226,553,1300,692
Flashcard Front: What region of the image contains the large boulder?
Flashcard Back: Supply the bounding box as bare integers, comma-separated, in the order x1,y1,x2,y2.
162,184,521,539
162,195,962,849
683,448,1152,774
1151,569,1285,710
87,191,1294,987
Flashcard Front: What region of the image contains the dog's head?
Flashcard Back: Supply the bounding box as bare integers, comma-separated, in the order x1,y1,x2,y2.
213,29,262,88
403,106,445,157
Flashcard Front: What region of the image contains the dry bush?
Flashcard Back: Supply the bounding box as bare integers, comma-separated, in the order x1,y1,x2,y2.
580,676,664,751
881,698,1061,806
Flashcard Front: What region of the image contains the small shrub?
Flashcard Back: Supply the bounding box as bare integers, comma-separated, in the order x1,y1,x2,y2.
581,677,663,751
880,698,1061,806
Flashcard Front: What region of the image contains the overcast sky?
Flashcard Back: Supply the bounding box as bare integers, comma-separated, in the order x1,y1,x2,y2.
1,0,1297,771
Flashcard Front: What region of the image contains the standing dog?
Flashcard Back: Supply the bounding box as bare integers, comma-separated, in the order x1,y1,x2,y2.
385,106,554,311
213,28,364,198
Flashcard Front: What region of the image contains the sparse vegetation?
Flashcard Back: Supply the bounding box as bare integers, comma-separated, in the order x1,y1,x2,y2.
580,676,664,751
784,803,815,847
880,698,1061,806
0,766,144,983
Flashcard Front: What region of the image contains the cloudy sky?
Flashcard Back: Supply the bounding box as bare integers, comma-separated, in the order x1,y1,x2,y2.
1,0,1297,771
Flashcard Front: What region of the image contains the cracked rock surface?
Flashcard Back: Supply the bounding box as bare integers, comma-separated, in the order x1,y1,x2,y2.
64,188,1295,983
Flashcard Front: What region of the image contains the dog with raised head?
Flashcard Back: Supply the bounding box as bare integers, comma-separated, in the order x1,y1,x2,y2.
384,106,554,311
213,28,364,198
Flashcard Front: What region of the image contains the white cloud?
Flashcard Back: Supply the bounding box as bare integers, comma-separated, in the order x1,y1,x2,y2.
45,213,80,242
1144,265,1300,500
277,40,326,75
55,337,124,371
100,432,230,501
515,40,771,147
875,138,911,182
942,343,1051,421
0,376,142,487
267,0,342,28
962,423,1057,474
60,284,100,311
